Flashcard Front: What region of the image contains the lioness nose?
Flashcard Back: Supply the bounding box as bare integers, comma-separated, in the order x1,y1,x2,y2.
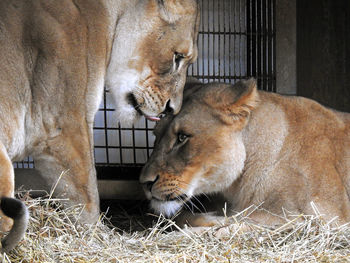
141,174,159,192
171,95,182,115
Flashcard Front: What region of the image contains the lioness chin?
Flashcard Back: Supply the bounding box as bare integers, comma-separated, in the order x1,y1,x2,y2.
0,0,199,251
140,78,350,233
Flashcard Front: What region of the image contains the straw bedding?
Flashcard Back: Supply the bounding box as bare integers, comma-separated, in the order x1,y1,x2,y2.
1,192,350,263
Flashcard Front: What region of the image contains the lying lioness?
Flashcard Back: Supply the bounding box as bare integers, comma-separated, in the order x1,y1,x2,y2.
140,79,350,231
0,0,199,251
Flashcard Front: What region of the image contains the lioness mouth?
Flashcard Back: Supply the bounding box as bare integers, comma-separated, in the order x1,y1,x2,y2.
127,93,161,122
152,193,188,202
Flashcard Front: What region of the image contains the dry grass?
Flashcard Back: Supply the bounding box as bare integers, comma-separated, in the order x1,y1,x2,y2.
1,192,350,263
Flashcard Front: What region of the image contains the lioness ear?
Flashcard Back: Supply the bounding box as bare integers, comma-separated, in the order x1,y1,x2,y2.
206,78,259,125
157,0,197,23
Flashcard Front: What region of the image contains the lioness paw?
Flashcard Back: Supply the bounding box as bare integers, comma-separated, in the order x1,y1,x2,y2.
0,216,13,232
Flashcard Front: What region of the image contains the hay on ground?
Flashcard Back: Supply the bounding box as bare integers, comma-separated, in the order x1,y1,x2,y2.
1,192,350,263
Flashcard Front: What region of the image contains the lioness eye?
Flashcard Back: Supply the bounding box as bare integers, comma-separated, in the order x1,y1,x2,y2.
174,52,185,69
177,133,188,143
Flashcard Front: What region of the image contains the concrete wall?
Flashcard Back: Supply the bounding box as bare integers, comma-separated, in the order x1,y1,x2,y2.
276,0,297,95
15,168,145,200
297,0,350,112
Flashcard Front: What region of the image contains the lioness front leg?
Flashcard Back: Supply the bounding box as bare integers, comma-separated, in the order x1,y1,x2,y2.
176,209,287,237
34,123,100,224
174,210,231,236
176,211,227,228
0,142,14,231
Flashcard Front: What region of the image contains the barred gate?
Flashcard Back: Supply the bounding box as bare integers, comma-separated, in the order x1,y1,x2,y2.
15,0,276,184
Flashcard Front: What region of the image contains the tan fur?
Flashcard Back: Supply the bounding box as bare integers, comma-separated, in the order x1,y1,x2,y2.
0,0,199,250
140,79,350,231
0,143,15,232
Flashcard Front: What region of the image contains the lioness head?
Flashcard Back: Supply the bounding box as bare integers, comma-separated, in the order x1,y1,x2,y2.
140,79,259,216
105,0,200,126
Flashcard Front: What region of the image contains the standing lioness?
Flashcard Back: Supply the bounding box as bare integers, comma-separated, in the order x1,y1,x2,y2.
0,0,199,251
140,79,350,230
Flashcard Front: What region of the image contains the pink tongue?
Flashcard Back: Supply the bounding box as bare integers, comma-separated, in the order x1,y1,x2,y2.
145,116,161,122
